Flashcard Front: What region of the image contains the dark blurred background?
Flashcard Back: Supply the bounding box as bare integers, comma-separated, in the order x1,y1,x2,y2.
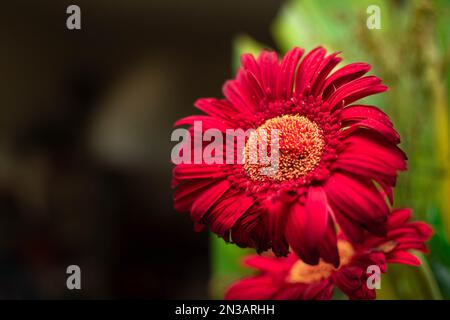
0,0,281,298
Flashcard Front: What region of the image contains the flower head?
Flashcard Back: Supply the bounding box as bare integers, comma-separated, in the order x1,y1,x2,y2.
225,209,433,300
172,47,406,267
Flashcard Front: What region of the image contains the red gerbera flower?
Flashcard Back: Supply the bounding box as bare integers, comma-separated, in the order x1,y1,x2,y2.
172,46,406,267
225,209,433,300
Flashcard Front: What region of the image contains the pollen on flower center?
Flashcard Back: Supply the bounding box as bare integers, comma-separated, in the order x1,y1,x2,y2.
243,114,324,182
287,241,355,284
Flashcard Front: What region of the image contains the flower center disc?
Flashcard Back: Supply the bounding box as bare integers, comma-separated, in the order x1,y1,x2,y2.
244,115,324,182
287,241,355,284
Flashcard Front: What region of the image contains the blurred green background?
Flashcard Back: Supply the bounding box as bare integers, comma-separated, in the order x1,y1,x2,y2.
211,0,450,300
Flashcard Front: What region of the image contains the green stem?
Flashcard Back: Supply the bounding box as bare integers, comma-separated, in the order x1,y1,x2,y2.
418,253,443,300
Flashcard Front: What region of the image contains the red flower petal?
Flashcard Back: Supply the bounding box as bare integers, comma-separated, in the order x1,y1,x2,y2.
225,276,280,300
174,115,231,131
207,192,254,236
325,172,389,236
387,208,412,228
231,207,270,250
322,62,371,99
336,130,406,187
257,51,279,99
276,47,304,99
194,98,240,121
286,188,339,267
173,179,216,212
244,254,293,273
295,47,326,96
386,250,421,266
266,200,290,256
173,164,227,180
326,76,388,111
341,104,393,126
310,52,342,96
190,179,231,222
223,80,257,112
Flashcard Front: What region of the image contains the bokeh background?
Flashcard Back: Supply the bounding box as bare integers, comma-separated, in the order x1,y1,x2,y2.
0,0,449,299
0,0,279,299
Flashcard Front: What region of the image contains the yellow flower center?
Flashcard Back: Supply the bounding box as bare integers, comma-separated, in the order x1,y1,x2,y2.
244,115,324,182
377,240,397,253
287,240,355,284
